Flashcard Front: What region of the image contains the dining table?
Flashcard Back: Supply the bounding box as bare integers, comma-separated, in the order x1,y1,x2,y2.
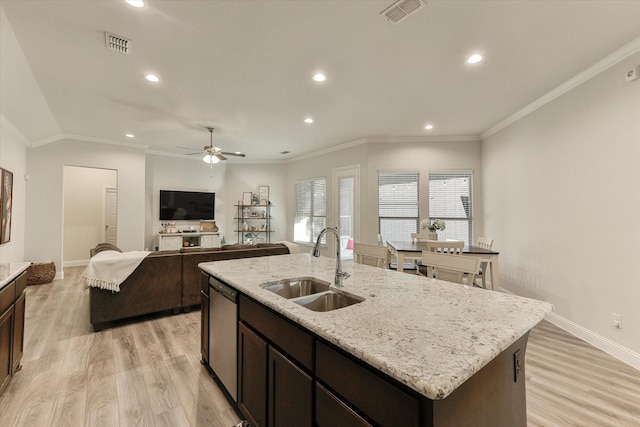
387,240,501,291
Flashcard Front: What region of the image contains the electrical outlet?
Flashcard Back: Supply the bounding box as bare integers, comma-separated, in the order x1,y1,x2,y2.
613,313,622,329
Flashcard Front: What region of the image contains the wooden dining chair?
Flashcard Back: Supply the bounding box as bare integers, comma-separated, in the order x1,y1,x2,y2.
421,252,481,285
474,237,494,289
418,240,464,276
353,243,390,269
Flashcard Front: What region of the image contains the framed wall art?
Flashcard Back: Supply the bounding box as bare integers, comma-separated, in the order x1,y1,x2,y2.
258,185,269,205
1,168,13,244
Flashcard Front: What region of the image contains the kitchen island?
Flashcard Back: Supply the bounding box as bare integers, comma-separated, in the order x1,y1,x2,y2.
199,253,552,427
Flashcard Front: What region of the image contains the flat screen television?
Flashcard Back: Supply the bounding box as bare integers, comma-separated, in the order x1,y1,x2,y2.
160,190,215,220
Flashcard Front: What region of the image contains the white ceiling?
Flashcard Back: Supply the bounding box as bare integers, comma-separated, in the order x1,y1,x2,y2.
2,0,640,162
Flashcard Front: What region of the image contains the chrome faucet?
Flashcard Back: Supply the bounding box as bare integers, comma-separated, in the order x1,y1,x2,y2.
312,227,350,287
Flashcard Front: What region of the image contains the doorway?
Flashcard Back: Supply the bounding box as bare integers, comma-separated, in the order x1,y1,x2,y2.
333,165,360,260
63,166,118,266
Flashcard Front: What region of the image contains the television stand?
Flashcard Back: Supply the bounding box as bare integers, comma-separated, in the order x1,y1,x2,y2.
158,232,220,251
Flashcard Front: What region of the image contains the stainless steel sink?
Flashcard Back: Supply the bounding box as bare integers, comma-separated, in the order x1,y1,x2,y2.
262,277,331,299
293,291,364,312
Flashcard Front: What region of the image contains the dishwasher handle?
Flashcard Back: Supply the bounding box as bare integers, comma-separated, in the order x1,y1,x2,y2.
209,278,238,303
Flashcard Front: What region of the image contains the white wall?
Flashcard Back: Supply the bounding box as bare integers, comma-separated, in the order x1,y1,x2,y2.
482,52,640,358
145,154,287,247
0,117,27,263
287,139,482,254
25,139,146,276
63,166,117,264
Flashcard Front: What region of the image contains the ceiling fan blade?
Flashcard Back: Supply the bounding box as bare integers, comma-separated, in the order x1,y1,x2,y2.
185,152,202,156
215,153,228,161
176,146,200,151
220,151,246,157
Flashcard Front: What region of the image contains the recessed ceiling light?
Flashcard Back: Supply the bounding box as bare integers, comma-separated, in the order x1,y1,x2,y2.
424,124,434,130
312,73,326,83
125,133,135,138
304,117,314,124
145,73,160,83
466,54,483,65
125,0,145,8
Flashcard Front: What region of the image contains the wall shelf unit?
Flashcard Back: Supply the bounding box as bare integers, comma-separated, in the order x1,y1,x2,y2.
235,204,273,244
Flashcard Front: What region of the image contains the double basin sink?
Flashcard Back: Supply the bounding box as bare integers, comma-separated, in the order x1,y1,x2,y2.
261,277,363,312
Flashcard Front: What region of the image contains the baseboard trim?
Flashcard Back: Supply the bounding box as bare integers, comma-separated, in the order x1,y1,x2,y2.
544,312,640,371
497,286,640,371
63,259,89,267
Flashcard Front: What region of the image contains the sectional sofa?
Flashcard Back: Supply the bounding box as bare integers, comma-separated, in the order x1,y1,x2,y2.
88,243,292,331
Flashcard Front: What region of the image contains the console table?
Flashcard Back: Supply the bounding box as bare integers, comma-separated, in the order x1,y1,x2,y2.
158,232,221,251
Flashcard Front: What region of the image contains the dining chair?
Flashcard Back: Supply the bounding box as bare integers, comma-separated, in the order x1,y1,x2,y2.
474,237,494,289
418,240,464,276
411,232,433,242
421,252,481,285
353,243,390,269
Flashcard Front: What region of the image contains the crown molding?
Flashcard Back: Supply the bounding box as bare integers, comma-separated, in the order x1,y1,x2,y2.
30,133,148,150
482,35,640,140
0,114,29,146
286,135,479,163
146,149,286,164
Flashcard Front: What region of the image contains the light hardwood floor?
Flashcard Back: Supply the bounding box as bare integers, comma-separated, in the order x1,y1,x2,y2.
0,267,639,426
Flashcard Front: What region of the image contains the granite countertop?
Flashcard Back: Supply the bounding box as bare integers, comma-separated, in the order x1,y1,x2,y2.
199,253,553,400
0,262,31,290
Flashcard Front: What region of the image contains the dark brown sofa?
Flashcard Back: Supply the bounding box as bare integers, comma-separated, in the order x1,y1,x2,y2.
89,243,291,331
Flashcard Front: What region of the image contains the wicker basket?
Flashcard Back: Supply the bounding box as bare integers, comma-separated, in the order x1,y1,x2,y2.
27,261,56,285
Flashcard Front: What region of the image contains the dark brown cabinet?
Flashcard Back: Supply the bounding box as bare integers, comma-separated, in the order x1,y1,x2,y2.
0,271,27,398
268,346,312,427
316,383,373,427
238,321,268,427
200,273,210,364
238,296,313,427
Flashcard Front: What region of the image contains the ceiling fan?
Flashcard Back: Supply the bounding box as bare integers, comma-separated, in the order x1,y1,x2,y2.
178,127,246,164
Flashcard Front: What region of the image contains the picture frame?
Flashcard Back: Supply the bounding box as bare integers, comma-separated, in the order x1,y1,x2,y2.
258,185,269,205
242,191,252,206
1,168,13,244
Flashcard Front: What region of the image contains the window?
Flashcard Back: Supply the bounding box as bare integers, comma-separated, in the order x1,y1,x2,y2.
378,171,419,243
429,171,473,245
294,177,326,244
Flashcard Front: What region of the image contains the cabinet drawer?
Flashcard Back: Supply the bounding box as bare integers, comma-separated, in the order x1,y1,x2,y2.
239,295,313,371
316,341,421,427
316,383,373,427
15,272,27,297
0,282,15,314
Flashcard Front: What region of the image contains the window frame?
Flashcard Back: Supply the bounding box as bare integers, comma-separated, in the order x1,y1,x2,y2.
428,170,473,245
293,176,327,245
377,170,420,243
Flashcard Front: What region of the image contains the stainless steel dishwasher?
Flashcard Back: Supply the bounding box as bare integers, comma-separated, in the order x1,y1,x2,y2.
209,276,238,402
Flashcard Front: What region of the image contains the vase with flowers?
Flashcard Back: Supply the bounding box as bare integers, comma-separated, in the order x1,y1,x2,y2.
420,219,446,240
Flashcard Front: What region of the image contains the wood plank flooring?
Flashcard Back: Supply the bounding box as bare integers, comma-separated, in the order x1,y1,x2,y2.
1,266,639,426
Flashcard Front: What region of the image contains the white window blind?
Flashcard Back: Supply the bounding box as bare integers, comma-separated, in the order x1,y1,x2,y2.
294,177,326,244
429,170,473,245
378,171,419,243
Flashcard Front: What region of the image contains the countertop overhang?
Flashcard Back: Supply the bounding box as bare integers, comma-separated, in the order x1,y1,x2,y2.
0,262,30,290
199,253,552,400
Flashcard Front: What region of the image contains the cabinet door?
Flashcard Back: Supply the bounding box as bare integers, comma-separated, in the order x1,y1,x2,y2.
12,291,25,374
268,346,313,427
238,322,268,427
0,306,14,396
316,383,373,427
159,235,182,251
201,234,220,248
200,288,210,364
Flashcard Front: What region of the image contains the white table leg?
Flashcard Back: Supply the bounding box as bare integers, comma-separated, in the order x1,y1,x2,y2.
397,252,405,273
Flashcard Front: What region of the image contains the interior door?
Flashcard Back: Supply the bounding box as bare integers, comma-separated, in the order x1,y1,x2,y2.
103,187,117,245
333,165,360,260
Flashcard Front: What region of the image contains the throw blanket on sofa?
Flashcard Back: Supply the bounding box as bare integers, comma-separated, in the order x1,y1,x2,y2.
82,250,150,292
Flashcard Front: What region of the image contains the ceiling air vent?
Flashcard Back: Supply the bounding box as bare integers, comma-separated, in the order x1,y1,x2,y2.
105,32,131,54
380,0,424,24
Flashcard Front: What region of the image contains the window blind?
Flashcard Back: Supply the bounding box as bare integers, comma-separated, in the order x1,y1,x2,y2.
294,177,326,244
429,171,473,245
378,171,419,242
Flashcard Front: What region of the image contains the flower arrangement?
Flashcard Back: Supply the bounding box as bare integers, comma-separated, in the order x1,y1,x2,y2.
420,219,446,232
